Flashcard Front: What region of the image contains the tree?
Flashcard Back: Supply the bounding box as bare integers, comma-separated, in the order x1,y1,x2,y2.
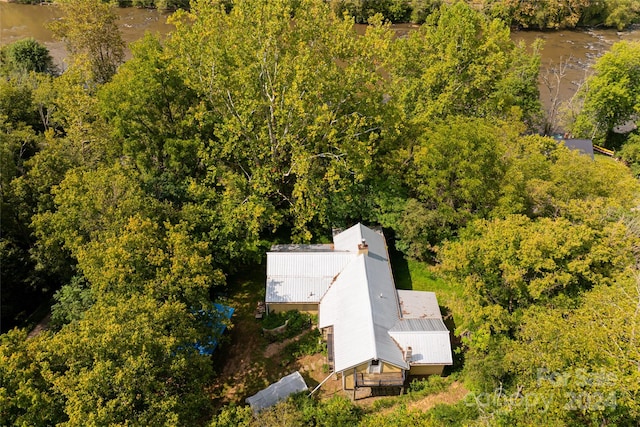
98,34,202,203
619,133,640,177
394,117,510,259
495,134,640,219
0,329,65,426
164,0,394,241
500,270,640,425
571,41,640,146
437,213,636,390
49,0,125,84
44,294,216,425
75,216,223,304
0,38,55,75
387,2,542,129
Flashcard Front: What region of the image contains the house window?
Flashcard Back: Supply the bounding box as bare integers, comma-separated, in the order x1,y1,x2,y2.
369,359,381,374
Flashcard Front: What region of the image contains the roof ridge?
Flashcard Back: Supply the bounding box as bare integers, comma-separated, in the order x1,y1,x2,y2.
361,255,379,361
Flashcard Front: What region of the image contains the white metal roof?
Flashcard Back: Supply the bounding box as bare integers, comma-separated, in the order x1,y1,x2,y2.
266,252,355,303
397,290,443,319
333,223,388,260
388,330,453,365
245,371,308,412
267,223,453,373
319,255,408,372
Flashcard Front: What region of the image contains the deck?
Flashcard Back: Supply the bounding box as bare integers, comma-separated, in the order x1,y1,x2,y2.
355,372,405,387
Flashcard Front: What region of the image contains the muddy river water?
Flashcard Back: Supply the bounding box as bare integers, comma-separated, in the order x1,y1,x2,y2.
2,3,640,107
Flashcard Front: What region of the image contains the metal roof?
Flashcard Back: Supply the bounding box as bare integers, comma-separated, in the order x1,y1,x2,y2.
559,138,594,159
270,243,335,252
397,290,443,319
266,252,355,304
333,223,388,260
266,277,331,303
267,223,453,372
388,330,453,365
389,318,449,332
319,255,408,372
245,371,308,413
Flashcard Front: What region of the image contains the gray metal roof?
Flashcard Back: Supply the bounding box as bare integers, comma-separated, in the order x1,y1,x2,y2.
388,330,453,365
245,371,308,413
389,318,449,332
560,138,594,159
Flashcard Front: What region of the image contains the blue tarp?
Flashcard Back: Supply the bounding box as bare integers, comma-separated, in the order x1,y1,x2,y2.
194,303,234,355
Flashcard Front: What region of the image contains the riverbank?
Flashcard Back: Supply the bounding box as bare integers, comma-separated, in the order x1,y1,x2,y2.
2,1,640,113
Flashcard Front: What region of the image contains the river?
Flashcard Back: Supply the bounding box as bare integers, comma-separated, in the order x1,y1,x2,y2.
0,3,174,66
2,3,640,110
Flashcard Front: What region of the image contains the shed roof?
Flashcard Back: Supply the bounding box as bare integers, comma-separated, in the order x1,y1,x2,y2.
560,138,594,159
397,290,442,319
388,330,453,365
245,371,308,413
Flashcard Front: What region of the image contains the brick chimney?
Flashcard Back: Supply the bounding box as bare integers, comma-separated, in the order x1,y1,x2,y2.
405,346,413,363
357,238,369,255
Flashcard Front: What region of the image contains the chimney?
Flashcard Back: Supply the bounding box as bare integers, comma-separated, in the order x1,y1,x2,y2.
405,346,413,363
357,238,369,255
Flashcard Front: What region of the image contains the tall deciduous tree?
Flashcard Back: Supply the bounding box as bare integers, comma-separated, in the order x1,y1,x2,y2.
572,41,640,146
0,330,65,426
501,270,640,425
49,0,125,84
165,0,394,241
395,117,510,259
387,2,541,129
438,212,637,390
44,294,216,426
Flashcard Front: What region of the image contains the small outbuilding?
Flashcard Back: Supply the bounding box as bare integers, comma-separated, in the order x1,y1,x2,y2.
245,371,308,413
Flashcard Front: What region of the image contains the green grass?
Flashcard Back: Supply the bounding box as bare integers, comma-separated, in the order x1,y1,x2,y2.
370,375,454,411
391,251,464,328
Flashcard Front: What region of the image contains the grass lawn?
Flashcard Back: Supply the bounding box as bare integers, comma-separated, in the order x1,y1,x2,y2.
390,251,465,331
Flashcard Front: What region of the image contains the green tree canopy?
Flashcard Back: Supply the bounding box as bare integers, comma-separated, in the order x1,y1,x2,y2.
49,0,125,84
387,2,541,129
572,41,640,146
0,38,55,75
44,294,216,425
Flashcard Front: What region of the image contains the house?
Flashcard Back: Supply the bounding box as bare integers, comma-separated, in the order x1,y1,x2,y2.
265,224,453,392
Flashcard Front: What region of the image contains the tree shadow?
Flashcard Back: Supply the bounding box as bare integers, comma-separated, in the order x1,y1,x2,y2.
440,305,464,375
387,231,413,291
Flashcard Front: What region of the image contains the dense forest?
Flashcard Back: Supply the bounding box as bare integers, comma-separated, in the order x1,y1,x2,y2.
1,0,640,425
